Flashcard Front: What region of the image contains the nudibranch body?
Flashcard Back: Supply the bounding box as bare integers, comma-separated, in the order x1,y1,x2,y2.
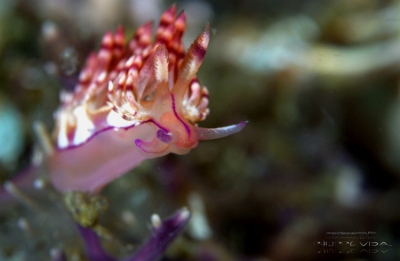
48,5,245,193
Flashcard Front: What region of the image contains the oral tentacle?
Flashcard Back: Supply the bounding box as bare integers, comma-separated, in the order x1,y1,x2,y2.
135,137,169,154
195,121,247,140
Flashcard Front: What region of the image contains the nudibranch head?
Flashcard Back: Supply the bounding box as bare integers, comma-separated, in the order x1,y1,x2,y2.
49,5,246,193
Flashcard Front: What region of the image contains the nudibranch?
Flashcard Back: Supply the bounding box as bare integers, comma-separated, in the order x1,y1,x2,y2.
47,5,245,193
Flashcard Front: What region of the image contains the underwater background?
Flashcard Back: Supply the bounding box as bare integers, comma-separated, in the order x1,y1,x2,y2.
0,0,399,260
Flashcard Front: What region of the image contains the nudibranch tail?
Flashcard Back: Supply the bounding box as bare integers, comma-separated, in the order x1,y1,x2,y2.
49,5,245,193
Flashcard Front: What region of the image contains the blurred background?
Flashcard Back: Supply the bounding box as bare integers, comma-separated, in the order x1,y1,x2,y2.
0,0,400,260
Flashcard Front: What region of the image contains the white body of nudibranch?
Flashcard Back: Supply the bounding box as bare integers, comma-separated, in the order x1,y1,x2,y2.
47,5,246,193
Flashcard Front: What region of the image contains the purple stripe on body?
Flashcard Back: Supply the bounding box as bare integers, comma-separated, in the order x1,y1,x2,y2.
170,94,191,137
57,119,169,151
